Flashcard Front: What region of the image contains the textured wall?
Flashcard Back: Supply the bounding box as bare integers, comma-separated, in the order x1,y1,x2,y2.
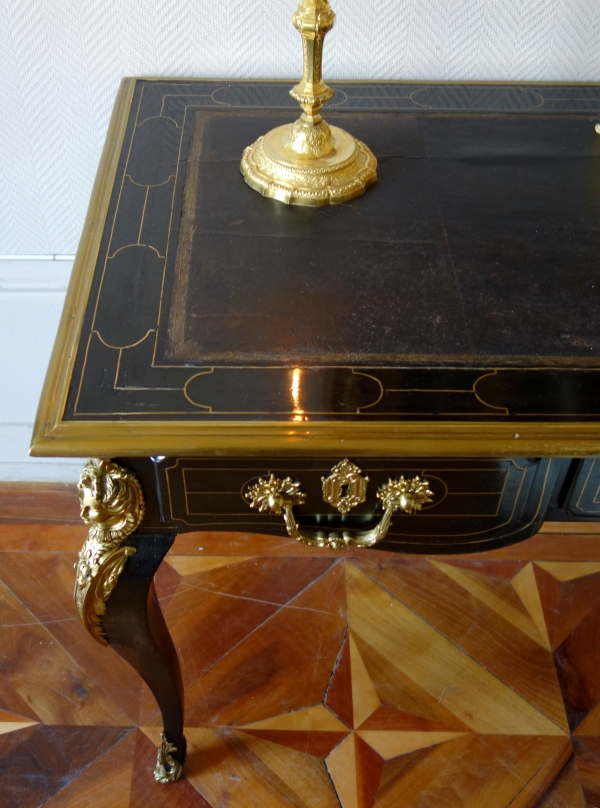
0,0,599,254
0,259,84,481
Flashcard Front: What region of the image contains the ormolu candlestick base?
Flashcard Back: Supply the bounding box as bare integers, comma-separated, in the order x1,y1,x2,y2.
240,0,377,207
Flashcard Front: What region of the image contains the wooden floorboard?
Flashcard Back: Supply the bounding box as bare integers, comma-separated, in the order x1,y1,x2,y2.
0,520,599,806
0,482,80,524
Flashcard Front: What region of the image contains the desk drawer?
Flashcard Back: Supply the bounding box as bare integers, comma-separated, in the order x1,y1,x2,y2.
148,457,561,554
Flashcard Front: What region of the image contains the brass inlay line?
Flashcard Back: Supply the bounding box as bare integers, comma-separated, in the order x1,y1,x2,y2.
106,243,165,261
126,173,176,188
174,460,509,519
473,371,510,414
160,93,214,116
384,464,532,539
575,458,600,512
169,460,515,530
136,114,182,129
387,460,554,541
575,459,595,510
90,82,146,336
140,189,155,250
30,77,600,458
96,329,156,352
354,371,384,412
408,87,545,110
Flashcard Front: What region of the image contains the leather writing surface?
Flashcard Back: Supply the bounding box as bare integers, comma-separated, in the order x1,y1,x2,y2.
168,110,469,364
169,110,600,365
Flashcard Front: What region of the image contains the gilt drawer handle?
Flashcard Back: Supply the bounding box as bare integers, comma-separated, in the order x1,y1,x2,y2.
244,462,433,550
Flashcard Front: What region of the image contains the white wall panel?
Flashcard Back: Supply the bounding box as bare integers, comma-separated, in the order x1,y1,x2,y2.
0,0,599,254
0,260,84,481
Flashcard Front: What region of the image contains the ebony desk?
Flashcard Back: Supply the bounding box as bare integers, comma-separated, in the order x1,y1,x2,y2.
31,79,600,781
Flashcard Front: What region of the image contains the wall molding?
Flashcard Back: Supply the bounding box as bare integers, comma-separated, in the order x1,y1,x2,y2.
0,258,73,293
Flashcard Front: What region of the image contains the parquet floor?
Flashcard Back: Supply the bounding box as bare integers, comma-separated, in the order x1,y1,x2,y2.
1,523,600,807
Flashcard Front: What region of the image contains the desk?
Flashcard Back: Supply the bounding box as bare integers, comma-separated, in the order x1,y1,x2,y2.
31,78,600,782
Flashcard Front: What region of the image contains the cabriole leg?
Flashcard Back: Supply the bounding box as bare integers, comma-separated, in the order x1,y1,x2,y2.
74,458,185,783
103,529,186,782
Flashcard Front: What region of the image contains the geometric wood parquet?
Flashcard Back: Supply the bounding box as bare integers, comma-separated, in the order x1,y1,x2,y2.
1,524,600,807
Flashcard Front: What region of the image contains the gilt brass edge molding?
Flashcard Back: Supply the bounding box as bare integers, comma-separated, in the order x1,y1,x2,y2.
30,419,600,458
135,76,600,89
30,78,138,455
75,458,145,645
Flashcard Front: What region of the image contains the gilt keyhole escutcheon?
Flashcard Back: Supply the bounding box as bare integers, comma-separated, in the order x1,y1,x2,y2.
321,459,369,514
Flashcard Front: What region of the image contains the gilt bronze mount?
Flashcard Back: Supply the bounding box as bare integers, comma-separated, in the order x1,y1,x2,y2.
322,459,369,514
245,462,433,550
154,732,185,784
75,458,145,645
240,0,377,206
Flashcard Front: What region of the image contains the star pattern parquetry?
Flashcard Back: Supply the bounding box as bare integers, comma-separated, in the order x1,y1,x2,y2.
1,525,600,807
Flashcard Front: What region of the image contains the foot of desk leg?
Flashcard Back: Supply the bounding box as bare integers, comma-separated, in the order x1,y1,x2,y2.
74,459,185,781
101,529,186,782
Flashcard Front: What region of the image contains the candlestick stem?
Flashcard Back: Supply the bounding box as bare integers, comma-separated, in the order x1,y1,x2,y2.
290,0,335,122
240,0,377,206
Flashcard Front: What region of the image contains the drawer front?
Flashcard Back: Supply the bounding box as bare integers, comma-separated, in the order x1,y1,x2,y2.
566,457,600,517
155,457,560,554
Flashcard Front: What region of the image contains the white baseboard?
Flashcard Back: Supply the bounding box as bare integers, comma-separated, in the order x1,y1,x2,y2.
0,460,83,483
0,258,84,481
0,423,83,482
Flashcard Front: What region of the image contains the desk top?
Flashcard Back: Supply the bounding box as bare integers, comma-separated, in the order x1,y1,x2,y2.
31,78,600,457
